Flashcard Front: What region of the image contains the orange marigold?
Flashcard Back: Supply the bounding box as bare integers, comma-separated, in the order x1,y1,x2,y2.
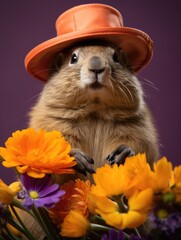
0,128,76,178
49,179,91,225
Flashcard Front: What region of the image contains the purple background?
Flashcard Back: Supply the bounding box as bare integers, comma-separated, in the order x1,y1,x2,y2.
1,0,181,184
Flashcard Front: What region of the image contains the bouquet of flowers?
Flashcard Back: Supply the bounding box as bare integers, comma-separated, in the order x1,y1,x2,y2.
0,128,180,240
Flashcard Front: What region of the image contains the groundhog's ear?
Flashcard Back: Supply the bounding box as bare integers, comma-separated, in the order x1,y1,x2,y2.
54,53,64,71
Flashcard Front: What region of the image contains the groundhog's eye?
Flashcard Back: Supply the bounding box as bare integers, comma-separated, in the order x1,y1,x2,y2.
113,51,119,63
70,52,78,64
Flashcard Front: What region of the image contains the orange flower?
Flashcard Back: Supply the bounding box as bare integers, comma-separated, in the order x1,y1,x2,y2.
0,128,76,178
61,210,90,237
49,179,91,225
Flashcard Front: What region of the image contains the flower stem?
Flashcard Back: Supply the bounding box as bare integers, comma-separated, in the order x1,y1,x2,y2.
134,228,141,238
32,206,58,240
91,215,107,226
91,223,111,232
88,230,102,240
0,234,7,240
3,225,20,240
38,207,61,240
12,199,34,218
10,205,36,240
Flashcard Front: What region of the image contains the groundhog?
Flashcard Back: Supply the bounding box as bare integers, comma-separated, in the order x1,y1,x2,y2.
20,4,159,239
29,42,159,178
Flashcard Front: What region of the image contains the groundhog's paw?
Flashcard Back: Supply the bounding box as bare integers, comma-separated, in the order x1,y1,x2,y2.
106,144,135,165
70,149,95,176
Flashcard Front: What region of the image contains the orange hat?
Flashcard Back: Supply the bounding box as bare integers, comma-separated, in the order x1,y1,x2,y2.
25,3,153,81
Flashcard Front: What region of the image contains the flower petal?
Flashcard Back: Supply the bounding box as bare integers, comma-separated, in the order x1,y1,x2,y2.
61,210,90,237
23,197,34,209
153,157,172,192
0,179,14,204
38,184,60,197
128,188,153,212
88,193,118,214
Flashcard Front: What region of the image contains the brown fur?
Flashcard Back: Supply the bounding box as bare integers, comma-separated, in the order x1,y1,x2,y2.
29,44,159,169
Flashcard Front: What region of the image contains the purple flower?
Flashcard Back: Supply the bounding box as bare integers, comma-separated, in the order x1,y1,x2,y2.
148,203,181,237
102,229,125,240
101,229,143,240
19,174,65,209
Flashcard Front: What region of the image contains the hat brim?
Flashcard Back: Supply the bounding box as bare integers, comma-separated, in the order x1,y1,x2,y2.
25,27,153,81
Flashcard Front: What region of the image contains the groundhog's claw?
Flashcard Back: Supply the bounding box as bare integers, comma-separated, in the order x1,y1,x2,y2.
70,149,95,176
106,144,135,165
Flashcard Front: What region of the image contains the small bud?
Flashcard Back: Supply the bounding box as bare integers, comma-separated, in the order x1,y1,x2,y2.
163,191,175,203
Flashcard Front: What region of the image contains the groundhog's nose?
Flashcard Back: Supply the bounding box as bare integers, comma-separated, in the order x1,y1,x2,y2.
88,56,105,74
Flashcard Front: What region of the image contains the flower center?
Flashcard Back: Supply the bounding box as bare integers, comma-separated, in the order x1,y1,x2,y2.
18,190,28,199
157,209,168,219
29,191,39,199
111,194,128,213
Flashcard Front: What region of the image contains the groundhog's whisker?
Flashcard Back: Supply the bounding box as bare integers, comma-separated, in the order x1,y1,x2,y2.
112,72,135,103
140,78,160,91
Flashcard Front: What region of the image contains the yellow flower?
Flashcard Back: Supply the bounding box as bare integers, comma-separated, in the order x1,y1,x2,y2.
90,154,154,199
173,166,181,184
91,164,131,197
123,153,155,191
124,155,174,195
0,128,76,178
0,179,20,204
91,153,158,198
124,153,149,180
152,157,172,193
88,157,153,230
89,189,153,229
170,166,181,203
49,179,91,225
61,210,90,237
170,166,181,186
88,193,118,215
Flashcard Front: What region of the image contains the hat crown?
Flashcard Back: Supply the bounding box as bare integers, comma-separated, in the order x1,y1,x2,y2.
56,4,123,36
25,3,153,81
